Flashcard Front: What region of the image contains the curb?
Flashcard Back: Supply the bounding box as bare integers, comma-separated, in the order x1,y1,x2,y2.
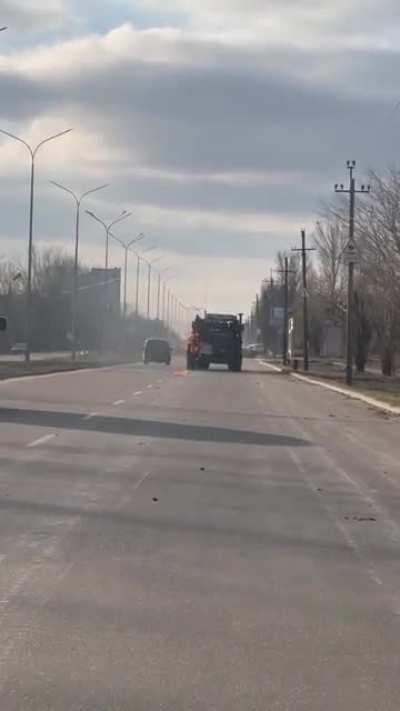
258,360,284,373
0,360,142,385
291,372,400,416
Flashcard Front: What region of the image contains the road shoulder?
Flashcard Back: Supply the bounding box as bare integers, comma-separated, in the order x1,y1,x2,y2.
259,360,400,416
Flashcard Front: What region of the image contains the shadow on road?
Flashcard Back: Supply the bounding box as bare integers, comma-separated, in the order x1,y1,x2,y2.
0,406,310,448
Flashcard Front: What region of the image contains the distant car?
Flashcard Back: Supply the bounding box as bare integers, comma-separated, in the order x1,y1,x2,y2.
143,338,172,365
243,343,264,358
10,342,27,355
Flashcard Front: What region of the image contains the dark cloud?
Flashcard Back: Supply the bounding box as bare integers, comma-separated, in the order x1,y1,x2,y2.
2,43,398,179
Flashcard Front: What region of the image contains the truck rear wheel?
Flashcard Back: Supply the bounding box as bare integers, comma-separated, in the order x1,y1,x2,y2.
229,356,242,372
198,358,209,370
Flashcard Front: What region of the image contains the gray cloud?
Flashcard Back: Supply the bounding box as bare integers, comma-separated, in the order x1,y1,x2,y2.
1,0,66,30
3,41,397,177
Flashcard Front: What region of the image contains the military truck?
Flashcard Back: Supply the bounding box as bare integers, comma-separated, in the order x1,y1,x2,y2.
186,313,243,372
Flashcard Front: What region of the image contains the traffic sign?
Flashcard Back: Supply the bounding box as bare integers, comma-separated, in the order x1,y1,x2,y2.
343,240,359,264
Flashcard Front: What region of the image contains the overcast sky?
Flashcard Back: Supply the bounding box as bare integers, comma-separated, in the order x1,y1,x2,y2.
0,0,399,314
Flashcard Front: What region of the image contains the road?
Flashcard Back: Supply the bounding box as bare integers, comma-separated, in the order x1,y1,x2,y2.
0,357,399,709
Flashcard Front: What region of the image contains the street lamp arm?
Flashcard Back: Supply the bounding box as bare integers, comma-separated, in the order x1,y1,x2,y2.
109,231,144,250
109,231,125,248
33,128,73,157
127,233,145,249
0,128,33,156
52,181,109,206
149,255,163,266
109,211,132,231
85,210,107,231
80,184,109,202
50,180,78,205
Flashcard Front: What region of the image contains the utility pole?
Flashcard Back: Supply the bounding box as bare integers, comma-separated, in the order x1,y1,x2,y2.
334,161,370,385
262,272,275,356
283,259,289,365
292,229,315,372
275,258,296,366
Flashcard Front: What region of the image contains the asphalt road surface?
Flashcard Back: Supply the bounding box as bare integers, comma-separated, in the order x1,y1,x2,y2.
0,357,399,709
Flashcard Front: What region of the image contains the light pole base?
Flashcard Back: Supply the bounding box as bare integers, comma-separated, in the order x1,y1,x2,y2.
346,366,353,386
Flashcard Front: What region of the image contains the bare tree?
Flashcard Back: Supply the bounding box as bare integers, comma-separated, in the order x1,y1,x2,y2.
356,169,400,375
313,213,347,319
275,250,300,307
0,260,25,296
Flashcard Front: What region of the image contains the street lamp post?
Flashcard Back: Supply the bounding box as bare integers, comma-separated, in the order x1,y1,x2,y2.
134,245,156,317
162,275,175,327
110,233,145,321
85,209,132,269
146,255,163,320
0,128,73,361
135,254,141,317
156,267,173,321
85,209,132,352
50,181,109,361
167,290,172,333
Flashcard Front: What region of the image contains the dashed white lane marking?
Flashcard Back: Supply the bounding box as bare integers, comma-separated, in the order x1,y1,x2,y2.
116,471,153,509
82,412,98,420
147,384,153,389
112,400,125,406
133,391,143,396
27,433,56,448
133,470,152,491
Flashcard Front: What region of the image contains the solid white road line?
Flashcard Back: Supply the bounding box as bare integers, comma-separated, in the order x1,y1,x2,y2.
292,373,400,415
27,433,56,448
258,360,282,372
